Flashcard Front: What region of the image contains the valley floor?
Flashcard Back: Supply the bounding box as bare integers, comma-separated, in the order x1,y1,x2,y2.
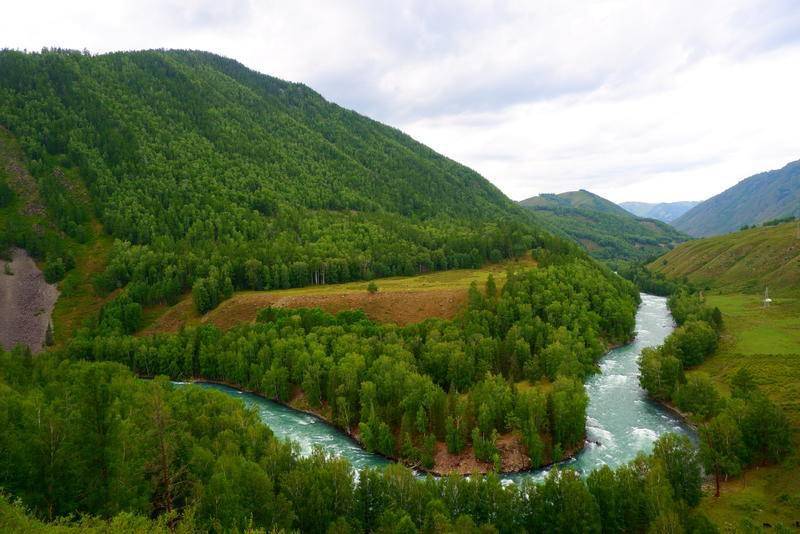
691,293,800,529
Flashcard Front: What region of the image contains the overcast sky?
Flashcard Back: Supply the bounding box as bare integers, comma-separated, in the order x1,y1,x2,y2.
3,1,800,203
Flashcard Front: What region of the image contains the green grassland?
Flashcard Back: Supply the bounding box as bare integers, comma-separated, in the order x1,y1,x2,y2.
651,222,800,528
689,293,800,529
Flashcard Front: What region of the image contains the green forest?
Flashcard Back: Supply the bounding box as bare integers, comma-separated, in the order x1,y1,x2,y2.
2,347,716,533
0,49,548,314
71,256,638,471
0,48,795,532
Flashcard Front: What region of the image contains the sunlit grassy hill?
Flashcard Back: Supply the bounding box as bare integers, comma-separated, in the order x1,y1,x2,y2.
650,221,800,296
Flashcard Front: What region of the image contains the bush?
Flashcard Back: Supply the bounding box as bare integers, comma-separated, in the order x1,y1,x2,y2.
0,180,14,207
667,320,717,366
367,281,378,294
674,373,721,419
43,257,65,283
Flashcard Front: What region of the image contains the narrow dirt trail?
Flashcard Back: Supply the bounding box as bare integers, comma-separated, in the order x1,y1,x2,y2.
0,248,59,352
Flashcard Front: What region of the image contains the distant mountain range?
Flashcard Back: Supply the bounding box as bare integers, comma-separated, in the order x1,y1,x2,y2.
619,201,699,223
673,160,800,237
520,190,688,263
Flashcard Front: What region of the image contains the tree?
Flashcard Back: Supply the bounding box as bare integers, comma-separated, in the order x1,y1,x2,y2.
700,413,744,497
651,433,702,506
549,376,588,451
674,373,721,419
740,394,792,465
367,281,378,294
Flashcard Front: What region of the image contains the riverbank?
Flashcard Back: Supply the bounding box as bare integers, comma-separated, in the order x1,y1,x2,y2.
184,294,692,479
190,378,545,476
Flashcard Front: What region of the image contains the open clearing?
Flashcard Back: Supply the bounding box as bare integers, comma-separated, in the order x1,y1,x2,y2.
142,256,536,335
692,292,800,529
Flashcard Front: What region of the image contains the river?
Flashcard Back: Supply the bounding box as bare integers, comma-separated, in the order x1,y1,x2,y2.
195,293,694,479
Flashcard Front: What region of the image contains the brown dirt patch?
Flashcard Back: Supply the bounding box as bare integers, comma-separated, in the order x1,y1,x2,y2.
0,248,59,353
143,288,469,334
429,433,531,475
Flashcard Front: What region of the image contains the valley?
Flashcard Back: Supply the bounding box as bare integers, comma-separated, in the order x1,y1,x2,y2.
520,189,688,263
0,44,796,533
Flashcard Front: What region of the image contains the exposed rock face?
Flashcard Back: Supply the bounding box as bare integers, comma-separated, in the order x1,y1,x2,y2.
0,248,59,353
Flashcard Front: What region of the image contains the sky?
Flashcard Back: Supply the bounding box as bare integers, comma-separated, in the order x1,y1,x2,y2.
3,0,800,203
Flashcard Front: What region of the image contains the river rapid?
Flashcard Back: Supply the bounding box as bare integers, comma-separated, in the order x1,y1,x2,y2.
196,293,694,479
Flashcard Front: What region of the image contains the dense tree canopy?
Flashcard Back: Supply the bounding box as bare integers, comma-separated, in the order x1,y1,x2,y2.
0,346,715,533
0,48,557,312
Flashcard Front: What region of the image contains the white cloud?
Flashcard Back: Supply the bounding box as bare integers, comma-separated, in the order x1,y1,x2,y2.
2,0,799,202
404,44,800,202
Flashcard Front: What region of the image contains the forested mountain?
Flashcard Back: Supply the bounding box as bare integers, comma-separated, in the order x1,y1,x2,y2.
619,200,699,223
522,189,630,217
0,48,550,315
673,160,800,237
520,190,689,263
650,220,800,296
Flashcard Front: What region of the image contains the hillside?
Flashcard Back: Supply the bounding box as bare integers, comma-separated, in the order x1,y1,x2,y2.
620,200,699,223
673,160,800,237
0,48,555,324
520,190,689,262
522,189,631,217
650,221,800,295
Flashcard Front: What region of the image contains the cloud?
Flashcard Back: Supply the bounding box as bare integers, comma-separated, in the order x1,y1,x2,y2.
2,0,800,202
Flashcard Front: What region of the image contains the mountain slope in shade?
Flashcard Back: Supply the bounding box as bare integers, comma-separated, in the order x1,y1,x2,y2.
520,190,689,263
650,221,800,296
673,160,800,237
620,201,700,223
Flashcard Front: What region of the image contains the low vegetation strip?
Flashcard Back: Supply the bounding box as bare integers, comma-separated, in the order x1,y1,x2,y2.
141,257,536,334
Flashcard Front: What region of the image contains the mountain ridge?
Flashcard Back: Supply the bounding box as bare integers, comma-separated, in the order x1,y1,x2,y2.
650,220,800,295
672,160,800,237
519,189,689,263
